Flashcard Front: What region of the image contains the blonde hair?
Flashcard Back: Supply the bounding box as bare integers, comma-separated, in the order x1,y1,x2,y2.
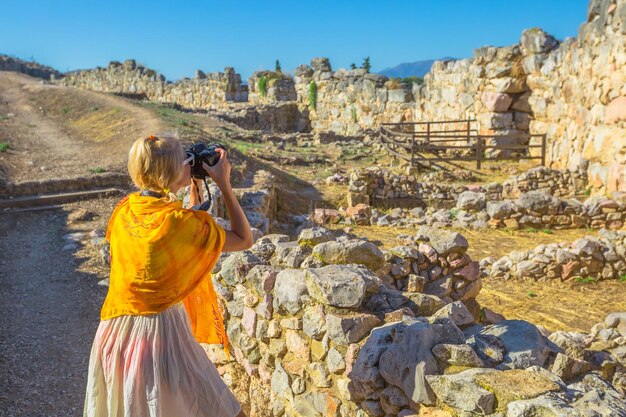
128,134,184,195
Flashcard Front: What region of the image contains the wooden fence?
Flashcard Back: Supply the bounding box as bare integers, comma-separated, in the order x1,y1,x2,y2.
380,119,546,170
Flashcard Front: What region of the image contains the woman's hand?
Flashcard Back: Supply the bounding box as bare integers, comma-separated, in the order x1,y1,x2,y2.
202,148,231,189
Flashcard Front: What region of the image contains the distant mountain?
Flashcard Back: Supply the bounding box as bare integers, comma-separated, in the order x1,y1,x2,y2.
377,57,456,78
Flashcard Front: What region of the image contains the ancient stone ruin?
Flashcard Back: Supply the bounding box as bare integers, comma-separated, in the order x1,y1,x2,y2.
32,0,624,194
196,225,626,417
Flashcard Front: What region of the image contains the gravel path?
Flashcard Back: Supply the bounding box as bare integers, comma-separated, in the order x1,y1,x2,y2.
0,208,106,417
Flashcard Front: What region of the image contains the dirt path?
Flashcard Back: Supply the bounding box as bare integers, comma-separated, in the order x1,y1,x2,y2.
0,71,164,184
0,208,107,416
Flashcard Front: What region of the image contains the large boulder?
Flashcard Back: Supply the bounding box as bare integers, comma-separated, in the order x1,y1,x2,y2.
305,265,381,308
520,27,558,54
427,368,562,415
457,191,487,211
348,322,403,401
378,319,445,405
219,251,262,286
271,241,311,268
473,320,562,369
312,239,385,271
418,226,468,255
516,191,561,214
431,301,475,327
325,312,381,345
481,91,513,112
426,368,497,414
297,227,335,248
273,269,310,315
486,200,517,219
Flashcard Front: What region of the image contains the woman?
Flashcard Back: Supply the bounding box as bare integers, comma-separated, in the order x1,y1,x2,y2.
84,134,253,417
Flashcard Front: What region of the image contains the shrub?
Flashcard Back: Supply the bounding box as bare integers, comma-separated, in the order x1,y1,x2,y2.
308,81,317,111
275,60,282,73
0,143,8,152
257,76,268,97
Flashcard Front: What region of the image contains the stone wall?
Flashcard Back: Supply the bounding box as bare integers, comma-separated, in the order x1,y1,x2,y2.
0,54,63,80
215,103,309,133
59,59,248,109
413,45,535,154
484,228,626,282
347,166,588,209
248,71,297,104
527,0,626,194
208,226,485,417
293,58,415,136
208,226,626,416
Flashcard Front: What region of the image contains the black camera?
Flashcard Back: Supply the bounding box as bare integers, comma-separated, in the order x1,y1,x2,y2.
185,143,225,179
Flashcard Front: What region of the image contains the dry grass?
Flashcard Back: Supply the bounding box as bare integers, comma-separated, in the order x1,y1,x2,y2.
478,278,626,333
330,224,597,259
456,227,597,260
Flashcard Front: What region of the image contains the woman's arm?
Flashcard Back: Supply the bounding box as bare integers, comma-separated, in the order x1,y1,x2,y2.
203,149,253,252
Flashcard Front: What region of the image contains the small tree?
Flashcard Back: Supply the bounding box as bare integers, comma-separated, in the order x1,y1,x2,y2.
275,59,282,73
361,56,371,73
350,63,357,70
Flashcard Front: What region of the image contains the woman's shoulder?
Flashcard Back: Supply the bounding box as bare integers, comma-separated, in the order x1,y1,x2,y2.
167,206,218,226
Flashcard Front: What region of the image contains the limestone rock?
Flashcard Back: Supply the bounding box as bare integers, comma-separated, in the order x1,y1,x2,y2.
297,227,335,247
432,343,484,367
305,264,380,308
431,301,475,327
477,320,562,369
378,319,439,405
219,251,262,285
273,269,309,315
312,239,385,271
457,191,487,211
326,312,382,345
521,27,558,54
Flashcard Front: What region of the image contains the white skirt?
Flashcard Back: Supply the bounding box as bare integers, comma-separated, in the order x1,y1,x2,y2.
83,301,242,417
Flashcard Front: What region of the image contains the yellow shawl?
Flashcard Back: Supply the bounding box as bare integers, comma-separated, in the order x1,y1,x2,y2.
100,192,228,355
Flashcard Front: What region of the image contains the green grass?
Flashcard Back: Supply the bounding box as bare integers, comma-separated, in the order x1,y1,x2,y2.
574,276,595,284
527,291,537,298
618,274,626,283
0,143,8,152
449,208,460,220
91,106,99,112
88,166,106,174
61,106,71,114
229,139,264,154
524,227,553,234
0,115,9,121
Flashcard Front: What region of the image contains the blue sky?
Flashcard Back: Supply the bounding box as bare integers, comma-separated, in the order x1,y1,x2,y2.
1,1,588,81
